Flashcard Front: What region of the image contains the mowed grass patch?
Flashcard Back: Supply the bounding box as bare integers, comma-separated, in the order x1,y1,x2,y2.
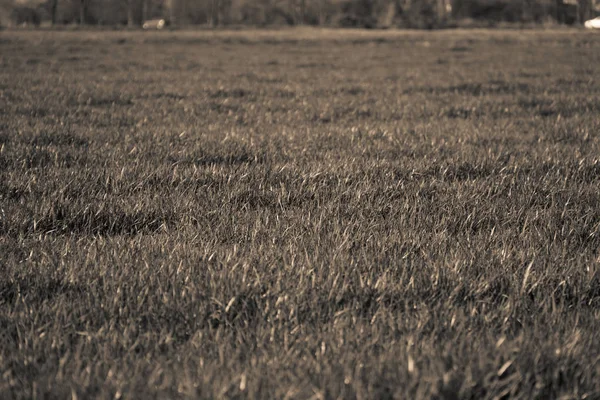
1,29,600,399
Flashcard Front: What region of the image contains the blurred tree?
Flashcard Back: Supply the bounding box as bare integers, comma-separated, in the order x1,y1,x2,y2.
10,4,42,26
578,0,592,22
4,0,595,27
209,0,219,25
49,0,57,24
288,0,306,24
127,0,145,26
78,0,87,23
127,0,134,25
169,0,189,24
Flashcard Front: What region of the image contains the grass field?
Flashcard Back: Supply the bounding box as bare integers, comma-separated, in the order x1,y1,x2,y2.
1,28,600,399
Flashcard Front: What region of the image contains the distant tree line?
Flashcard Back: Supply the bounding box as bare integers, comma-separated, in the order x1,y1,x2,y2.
1,0,598,28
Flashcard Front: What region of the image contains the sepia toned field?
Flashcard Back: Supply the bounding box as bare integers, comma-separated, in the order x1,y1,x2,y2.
1,28,600,399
